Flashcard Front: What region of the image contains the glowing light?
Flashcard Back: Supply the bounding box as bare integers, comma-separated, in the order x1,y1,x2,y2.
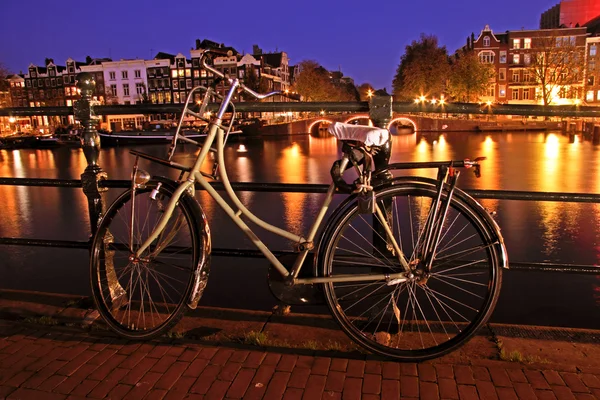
8,117,15,123
367,89,373,98
414,98,420,103
320,110,325,116
439,98,446,105
419,95,426,103
574,98,581,105
237,144,247,153
431,99,437,105
486,100,493,106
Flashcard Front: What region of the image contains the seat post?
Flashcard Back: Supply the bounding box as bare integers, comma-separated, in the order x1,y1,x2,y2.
369,90,394,255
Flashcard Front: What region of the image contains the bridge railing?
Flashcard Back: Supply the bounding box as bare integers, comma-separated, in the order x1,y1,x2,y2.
1,73,600,275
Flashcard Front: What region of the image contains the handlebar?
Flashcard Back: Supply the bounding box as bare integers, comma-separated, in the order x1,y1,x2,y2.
199,49,302,102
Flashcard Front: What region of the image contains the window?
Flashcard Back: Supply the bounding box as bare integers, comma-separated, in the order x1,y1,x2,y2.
192,59,199,67
33,80,37,88
524,54,531,65
134,70,141,78
136,83,145,94
239,70,245,78
122,71,128,79
51,78,56,87
588,76,595,86
499,85,506,97
486,86,495,97
524,38,531,49
123,84,130,96
590,61,596,71
173,80,179,89
523,89,530,100
110,84,117,96
26,80,31,87
109,71,116,80
178,69,184,77
499,51,507,63
478,51,495,64
513,39,521,49
171,70,178,78
513,54,520,64
186,79,192,89
68,65,75,73
63,76,69,84
523,71,531,82
483,37,490,47
185,69,191,77
499,68,506,81
49,69,56,77
193,70,199,78
174,92,180,103
587,90,594,101
512,72,519,82
591,45,598,57
512,89,519,100
597,90,600,100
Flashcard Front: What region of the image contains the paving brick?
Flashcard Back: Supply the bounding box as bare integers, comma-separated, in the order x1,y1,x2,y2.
420,381,440,399
311,357,331,376
550,385,577,400
204,379,230,400
342,377,362,400
401,363,418,376
119,351,148,369
277,354,298,372
535,389,558,400
513,382,538,400
364,360,382,375
362,374,381,395
178,349,200,363
454,365,475,385
154,361,189,390
57,350,97,376
473,366,492,382
7,388,67,400
107,383,133,400
560,373,590,393
382,362,400,380
145,388,167,400
400,375,419,398
263,371,290,400
198,346,219,360
121,356,159,385
324,370,345,392
346,360,365,378
4,370,35,387
38,374,67,392
381,379,400,400
70,379,100,397
147,345,172,359
543,370,566,386
226,367,256,399
165,346,185,358
182,357,209,379
210,348,234,366
496,386,518,400
150,355,179,374
418,363,437,382
243,351,266,369
475,380,499,400
87,354,127,381
263,352,282,367
524,370,551,390
190,364,221,394
283,387,304,400
580,373,600,389
488,367,512,387
457,384,479,400
296,355,314,370
218,361,242,382
438,377,459,399
329,358,348,373
506,369,528,383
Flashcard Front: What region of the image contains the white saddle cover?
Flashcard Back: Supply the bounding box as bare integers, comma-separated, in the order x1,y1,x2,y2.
327,122,389,147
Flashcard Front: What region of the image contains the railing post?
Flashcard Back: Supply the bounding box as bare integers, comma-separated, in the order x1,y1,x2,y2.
75,72,107,236
369,90,394,253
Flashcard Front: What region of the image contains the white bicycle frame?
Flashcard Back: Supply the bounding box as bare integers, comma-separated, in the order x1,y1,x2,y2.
131,55,411,286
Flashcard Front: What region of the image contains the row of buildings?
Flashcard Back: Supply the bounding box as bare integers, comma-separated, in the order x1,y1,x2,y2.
464,0,600,106
3,40,297,131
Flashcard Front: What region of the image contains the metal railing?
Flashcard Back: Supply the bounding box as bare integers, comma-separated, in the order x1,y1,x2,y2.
1,73,600,275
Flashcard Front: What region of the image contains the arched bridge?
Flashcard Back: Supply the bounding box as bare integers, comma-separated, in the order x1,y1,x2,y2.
306,114,418,137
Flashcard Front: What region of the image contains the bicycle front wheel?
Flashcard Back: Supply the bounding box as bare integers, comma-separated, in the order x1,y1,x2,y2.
90,178,208,339
319,182,504,361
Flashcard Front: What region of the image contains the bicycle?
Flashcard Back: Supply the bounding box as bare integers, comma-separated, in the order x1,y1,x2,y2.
90,50,508,361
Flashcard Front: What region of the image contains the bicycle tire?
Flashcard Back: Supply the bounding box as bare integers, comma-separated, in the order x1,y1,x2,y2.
90,177,208,339
318,181,504,361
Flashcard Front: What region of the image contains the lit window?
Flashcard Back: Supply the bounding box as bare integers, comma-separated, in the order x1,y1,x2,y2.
478,51,495,64
171,70,178,78
512,89,519,100
499,85,506,97
513,54,520,64
524,38,531,49
500,51,507,63
512,72,519,82
513,39,521,49
587,90,594,101
524,54,531,65
591,45,597,57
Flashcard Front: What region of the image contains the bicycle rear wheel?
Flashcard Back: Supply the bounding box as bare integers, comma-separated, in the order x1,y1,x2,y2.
90,178,208,339
319,182,504,361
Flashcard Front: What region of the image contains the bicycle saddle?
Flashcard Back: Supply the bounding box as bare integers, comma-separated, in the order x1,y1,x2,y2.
327,122,389,147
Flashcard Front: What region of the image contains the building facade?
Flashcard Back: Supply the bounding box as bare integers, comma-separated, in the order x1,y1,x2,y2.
466,25,588,105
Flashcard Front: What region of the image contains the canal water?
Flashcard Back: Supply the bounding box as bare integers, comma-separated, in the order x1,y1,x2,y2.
1,131,599,329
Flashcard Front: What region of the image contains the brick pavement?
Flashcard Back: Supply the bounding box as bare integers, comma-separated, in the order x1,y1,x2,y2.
1,320,600,400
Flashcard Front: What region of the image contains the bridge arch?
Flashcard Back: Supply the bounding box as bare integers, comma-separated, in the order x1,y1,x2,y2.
308,119,334,137
388,116,418,134
343,115,372,125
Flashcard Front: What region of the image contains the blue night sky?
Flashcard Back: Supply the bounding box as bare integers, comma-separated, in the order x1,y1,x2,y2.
1,0,557,91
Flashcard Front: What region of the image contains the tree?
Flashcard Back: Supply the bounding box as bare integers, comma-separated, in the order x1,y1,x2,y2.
392,34,450,101
447,52,495,102
104,85,119,105
292,60,338,101
357,83,375,101
526,34,585,105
